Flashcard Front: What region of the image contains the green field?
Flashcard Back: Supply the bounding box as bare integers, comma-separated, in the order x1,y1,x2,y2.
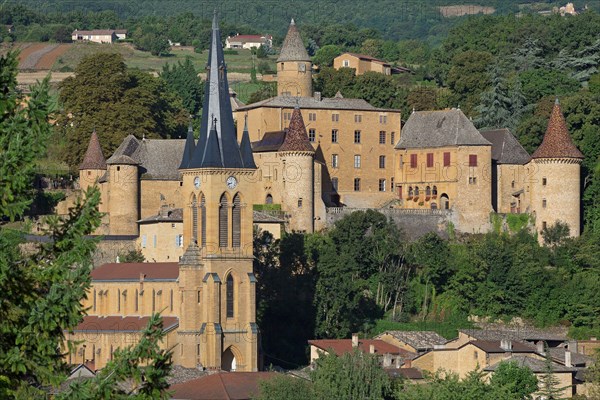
52,42,277,76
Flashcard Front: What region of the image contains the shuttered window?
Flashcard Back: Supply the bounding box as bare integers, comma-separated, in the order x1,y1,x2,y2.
191,195,198,243
219,194,228,248
226,275,234,318
232,194,241,248
410,154,417,168
427,153,434,168
443,152,451,167
200,194,206,247
469,154,478,167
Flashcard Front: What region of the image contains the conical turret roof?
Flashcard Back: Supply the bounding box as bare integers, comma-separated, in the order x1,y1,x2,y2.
186,11,255,169
279,107,314,153
277,18,310,63
239,116,256,168
179,123,196,169
531,99,584,159
79,130,107,170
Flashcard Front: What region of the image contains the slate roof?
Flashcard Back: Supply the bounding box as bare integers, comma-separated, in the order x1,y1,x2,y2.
385,367,424,380
480,128,531,165
308,339,415,357
253,211,285,223
532,98,584,159
169,372,279,400
547,347,591,367
91,262,179,281
459,328,568,342
484,355,576,373
238,95,394,112
279,107,314,152
252,131,286,152
469,340,536,353
378,331,447,351
138,208,183,224
277,19,310,62
73,316,179,332
185,12,254,169
395,108,491,149
79,130,107,170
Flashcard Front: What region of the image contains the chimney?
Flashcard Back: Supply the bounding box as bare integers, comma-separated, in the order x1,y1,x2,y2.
536,341,545,355
314,91,322,101
160,204,169,217
567,341,578,354
565,350,572,367
351,333,359,348
369,344,375,354
500,339,512,351
383,353,392,367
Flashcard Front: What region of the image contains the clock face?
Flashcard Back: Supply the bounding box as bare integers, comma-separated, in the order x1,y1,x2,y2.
226,176,237,189
194,176,201,189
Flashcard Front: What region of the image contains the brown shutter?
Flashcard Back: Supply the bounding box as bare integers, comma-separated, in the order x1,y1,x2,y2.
232,194,241,248
444,152,450,167
219,194,228,248
427,153,434,168
410,154,417,168
469,154,478,167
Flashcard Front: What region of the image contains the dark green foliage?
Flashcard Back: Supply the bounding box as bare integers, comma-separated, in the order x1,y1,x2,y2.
255,374,315,400
57,53,188,168
541,221,571,248
490,361,538,399
311,45,342,68
247,83,277,104
119,249,146,263
161,57,204,116
132,24,170,56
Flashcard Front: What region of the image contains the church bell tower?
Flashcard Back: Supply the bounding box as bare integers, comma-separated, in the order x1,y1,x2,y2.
177,11,258,372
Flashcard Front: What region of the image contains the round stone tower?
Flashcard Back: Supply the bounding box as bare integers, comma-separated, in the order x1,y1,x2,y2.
106,155,139,236
279,106,315,233
78,129,107,192
530,98,583,238
277,19,312,98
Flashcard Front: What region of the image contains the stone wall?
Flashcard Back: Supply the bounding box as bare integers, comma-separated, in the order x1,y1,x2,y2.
326,207,454,239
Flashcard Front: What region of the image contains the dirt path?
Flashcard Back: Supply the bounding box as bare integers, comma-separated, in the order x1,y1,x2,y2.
35,44,71,69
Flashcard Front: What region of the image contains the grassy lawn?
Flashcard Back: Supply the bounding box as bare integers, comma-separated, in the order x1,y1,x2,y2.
369,318,474,340
230,81,264,103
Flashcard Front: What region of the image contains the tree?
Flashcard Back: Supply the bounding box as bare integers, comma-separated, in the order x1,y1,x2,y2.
445,50,493,115
489,361,538,399
541,221,571,248
247,83,277,104
313,66,355,98
587,349,600,399
57,53,187,168
118,249,146,263
474,65,513,130
352,72,402,109
161,57,204,116
311,45,342,68
537,351,565,399
256,374,314,400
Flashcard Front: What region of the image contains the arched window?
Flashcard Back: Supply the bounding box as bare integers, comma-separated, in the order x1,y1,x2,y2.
191,194,198,243
219,194,229,248
432,186,438,196
408,186,413,198
431,202,437,209
265,194,273,204
425,186,431,196
200,194,206,247
414,186,420,196
441,194,450,210
226,274,234,318
232,194,241,248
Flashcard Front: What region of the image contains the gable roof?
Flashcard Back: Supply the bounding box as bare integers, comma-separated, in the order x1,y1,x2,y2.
396,109,491,149
79,130,107,170
480,128,531,165
531,99,584,159
484,355,576,373
239,95,395,112
469,340,536,353
308,339,414,357
169,372,279,400
138,208,183,224
277,19,310,62
91,262,179,281
459,328,568,342
278,107,314,152
378,331,447,351
72,29,116,36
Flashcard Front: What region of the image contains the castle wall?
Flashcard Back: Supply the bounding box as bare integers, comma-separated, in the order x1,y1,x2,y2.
140,180,182,219
107,164,139,235
496,164,532,214
276,61,312,97
139,221,184,262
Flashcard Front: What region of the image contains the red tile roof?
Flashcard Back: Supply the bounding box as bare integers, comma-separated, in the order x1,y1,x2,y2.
79,130,107,170
228,34,270,42
531,99,584,159
91,262,179,281
73,316,178,332
278,108,315,153
169,372,279,400
309,339,413,357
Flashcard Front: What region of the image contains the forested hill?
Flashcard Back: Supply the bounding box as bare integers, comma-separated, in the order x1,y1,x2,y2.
8,0,600,41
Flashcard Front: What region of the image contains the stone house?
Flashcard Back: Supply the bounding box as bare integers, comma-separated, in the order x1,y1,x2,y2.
225,34,272,50
375,330,447,354
333,52,411,76
71,29,117,44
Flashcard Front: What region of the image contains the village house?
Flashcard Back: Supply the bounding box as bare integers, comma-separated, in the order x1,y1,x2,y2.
225,33,272,49
375,330,447,354
71,29,118,44
333,52,411,76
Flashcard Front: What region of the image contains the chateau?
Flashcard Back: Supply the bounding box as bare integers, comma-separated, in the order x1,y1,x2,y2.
63,14,584,373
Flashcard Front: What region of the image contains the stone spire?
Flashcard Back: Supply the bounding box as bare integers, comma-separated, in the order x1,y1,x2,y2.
79,129,107,170
187,11,253,169
531,98,584,159
239,116,256,168
277,18,310,62
179,122,196,169
279,107,314,153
